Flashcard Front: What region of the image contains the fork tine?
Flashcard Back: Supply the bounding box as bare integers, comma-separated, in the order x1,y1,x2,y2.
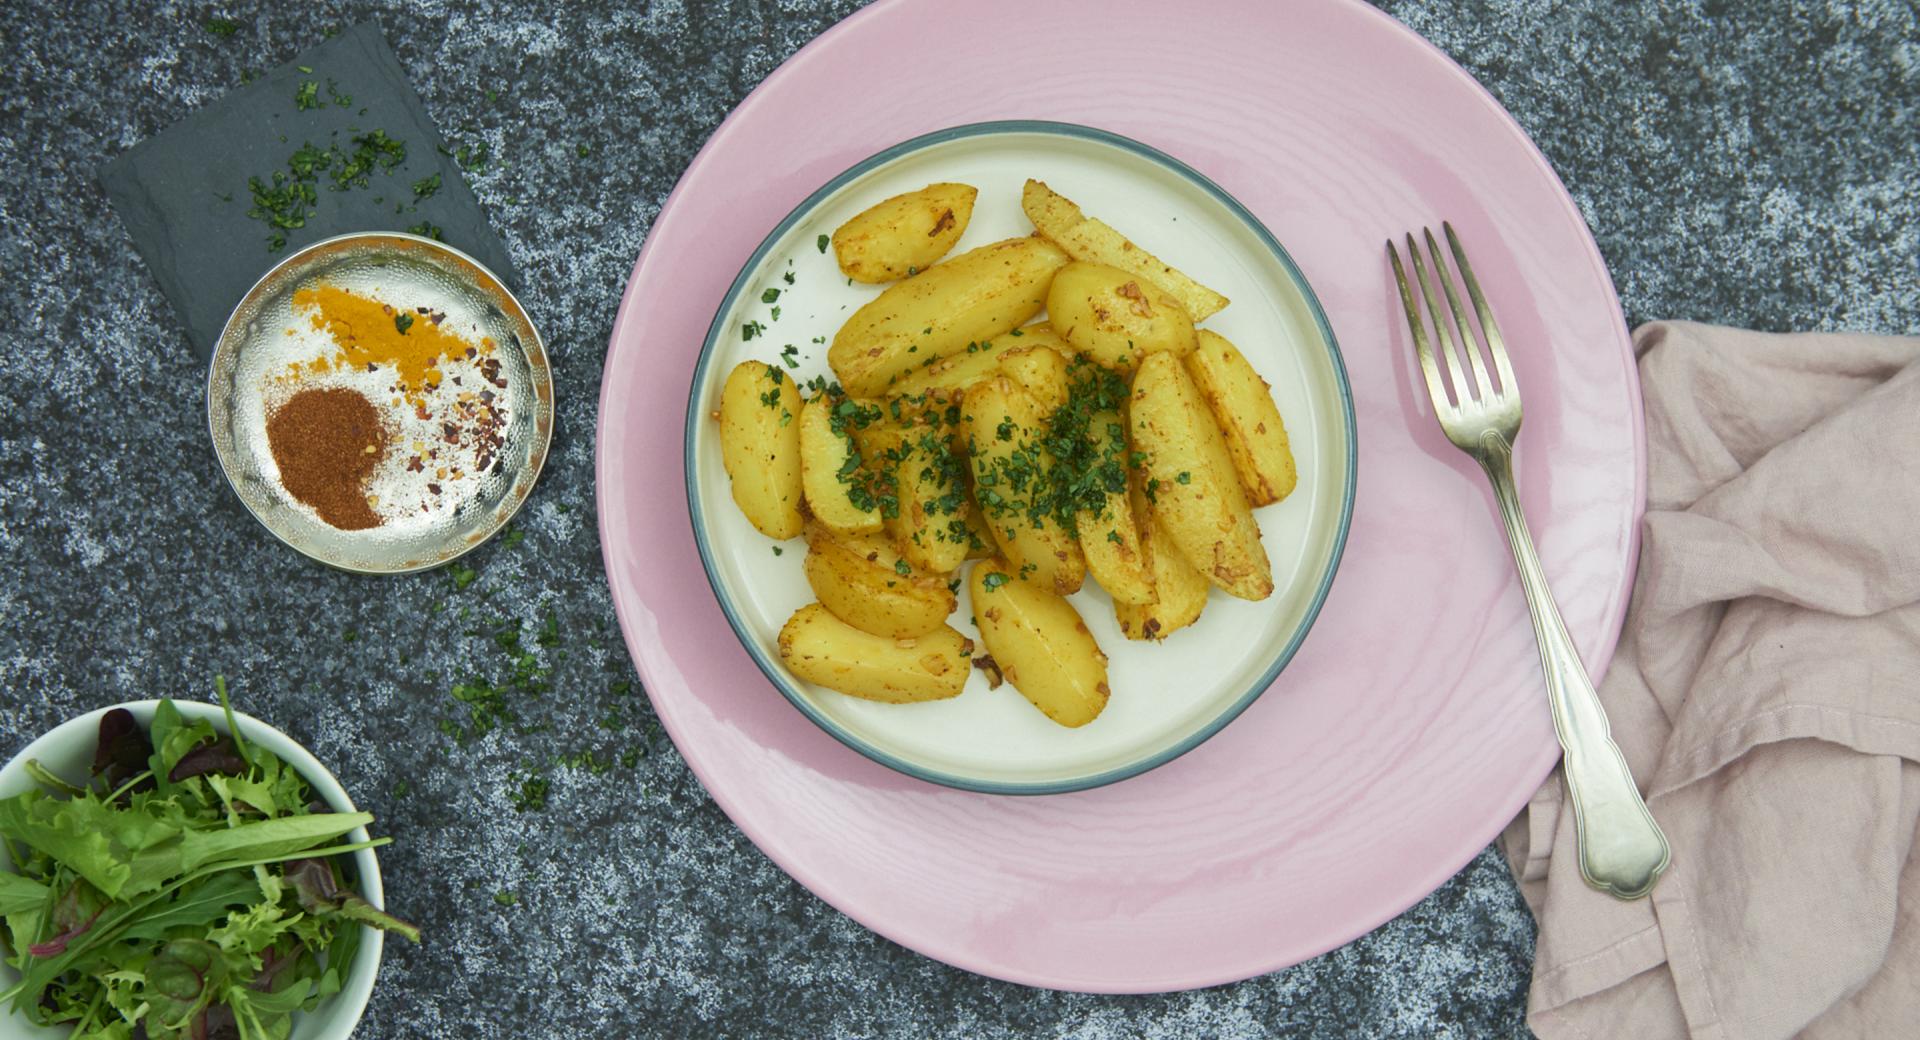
1444,222,1516,395
1405,232,1472,405
1387,239,1453,415
1424,227,1492,399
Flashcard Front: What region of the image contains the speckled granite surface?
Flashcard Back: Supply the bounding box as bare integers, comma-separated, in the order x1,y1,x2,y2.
1,1,1914,1037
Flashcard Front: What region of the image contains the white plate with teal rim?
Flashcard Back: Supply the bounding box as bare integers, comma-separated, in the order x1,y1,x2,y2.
683,121,1355,795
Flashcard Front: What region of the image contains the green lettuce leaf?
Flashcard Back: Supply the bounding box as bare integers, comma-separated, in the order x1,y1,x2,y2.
179,813,371,873
0,871,48,916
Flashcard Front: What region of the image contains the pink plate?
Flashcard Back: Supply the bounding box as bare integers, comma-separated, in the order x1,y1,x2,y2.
597,0,1643,992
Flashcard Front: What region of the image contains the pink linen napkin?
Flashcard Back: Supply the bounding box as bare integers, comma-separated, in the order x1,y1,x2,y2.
1500,321,1920,1040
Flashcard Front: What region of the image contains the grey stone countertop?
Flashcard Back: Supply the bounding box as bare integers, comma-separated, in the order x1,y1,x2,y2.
1,1,1914,1037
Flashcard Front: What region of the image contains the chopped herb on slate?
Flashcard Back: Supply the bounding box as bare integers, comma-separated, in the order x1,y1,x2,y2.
294,80,322,110
412,172,441,199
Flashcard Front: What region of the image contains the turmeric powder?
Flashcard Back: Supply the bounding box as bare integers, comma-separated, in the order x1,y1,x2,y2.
291,283,476,399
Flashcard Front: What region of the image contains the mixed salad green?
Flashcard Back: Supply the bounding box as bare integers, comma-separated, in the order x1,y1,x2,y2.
0,689,417,1039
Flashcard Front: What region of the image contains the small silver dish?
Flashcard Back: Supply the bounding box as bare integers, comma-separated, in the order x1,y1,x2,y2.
207,232,552,574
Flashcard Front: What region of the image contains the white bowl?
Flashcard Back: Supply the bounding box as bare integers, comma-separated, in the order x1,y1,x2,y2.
0,700,385,1040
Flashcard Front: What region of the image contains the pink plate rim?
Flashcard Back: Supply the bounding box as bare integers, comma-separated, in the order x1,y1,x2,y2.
595,0,1646,992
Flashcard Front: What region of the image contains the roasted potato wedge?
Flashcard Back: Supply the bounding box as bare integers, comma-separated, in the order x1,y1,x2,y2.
970,560,1109,727
797,394,883,535
1075,407,1155,605
995,343,1070,412
1023,179,1228,321
1047,260,1198,373
1187,330,1298,506
830,236,1070,397
1129,352,1272,600
853,416,973,574
964,376,1086,595
1114,478,1209,640
832,182,977,283
779,603,972,703
803,525,956,639
717,361,803,539
888,327,1031,397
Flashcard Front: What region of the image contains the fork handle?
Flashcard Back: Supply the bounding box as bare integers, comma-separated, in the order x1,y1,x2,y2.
1479,433,1671,900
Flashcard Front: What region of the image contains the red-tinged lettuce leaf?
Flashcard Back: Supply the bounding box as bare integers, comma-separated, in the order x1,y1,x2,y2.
26,881,105,956
145,937,224,1032
95,708,156,795
168,740,247,784
285,858,421,944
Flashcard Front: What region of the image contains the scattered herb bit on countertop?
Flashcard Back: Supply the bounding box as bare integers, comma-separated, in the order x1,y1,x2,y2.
203,16,241,36
411,172,441,200
407,220,444,241
293,79,321,110
494,890,518,907
448,561,478,590
0,681,418,1038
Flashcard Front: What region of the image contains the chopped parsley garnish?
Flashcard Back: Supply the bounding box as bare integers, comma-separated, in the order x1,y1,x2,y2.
982,571,1009,592
408,220,445,241
783,270,796,285
970,357,1130,533
772,545,784,556
761,287,781,304
741,320,766,341
394,312,415,335
771,306,781,321
1175,471,1192,485
204,16,242,35
894,558,912,577
294,80,322,110
780,344,800,368
816,233,829,253
412,172,441,199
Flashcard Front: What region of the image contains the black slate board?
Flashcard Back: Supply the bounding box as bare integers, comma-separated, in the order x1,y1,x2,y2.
99,21,516,361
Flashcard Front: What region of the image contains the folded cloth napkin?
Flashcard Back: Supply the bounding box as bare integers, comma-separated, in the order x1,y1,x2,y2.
1500,321,1920,1040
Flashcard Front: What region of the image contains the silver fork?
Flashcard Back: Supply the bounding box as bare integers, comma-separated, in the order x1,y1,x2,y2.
1389,223,1670,901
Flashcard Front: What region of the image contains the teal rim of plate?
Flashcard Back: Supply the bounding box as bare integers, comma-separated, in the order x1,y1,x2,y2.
682,119,1358,796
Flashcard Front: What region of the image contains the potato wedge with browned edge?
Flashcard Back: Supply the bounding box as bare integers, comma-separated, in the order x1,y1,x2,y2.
832,182,977,283
970,560,1109,727
830,236,1070,397
779,603,972,703
797,395,883,535
1129,351,1272,600
1047,261,1198,373
802,524,956,639
853,416,973,575
1187,330,1298,506
964,376,1086,595
887,323,1068,397
717,361,803,539
1023,179,1228,321
1075,408,1155,605
995,343,1070,412
1114,478,1209,640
